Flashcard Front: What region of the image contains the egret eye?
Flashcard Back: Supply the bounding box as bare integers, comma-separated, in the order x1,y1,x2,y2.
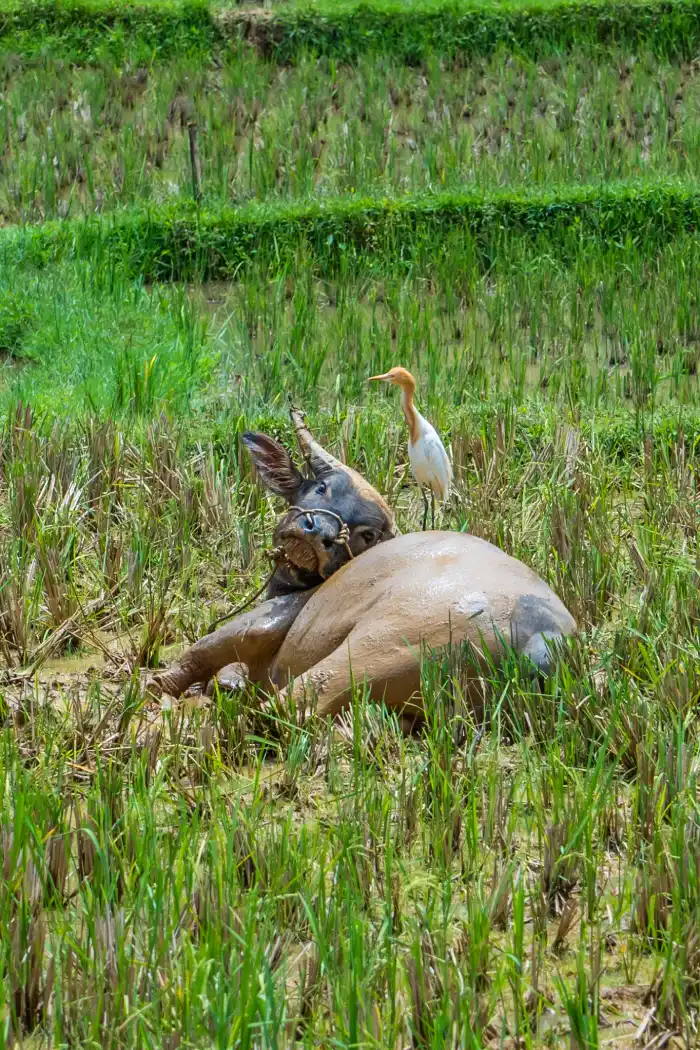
316,481,327,495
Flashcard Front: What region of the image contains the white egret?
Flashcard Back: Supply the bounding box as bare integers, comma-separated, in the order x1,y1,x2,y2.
369,366,452,530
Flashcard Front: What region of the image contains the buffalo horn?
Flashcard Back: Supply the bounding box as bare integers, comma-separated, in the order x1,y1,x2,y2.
289,402,345,477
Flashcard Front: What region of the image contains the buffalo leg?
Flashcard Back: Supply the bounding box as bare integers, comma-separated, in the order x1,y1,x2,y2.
151,591,314,698
285,629,422,720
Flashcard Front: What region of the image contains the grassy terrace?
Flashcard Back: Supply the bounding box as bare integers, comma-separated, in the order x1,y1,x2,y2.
6,0,700,63
8,182,700,283
2,49,700,223
0,0,698,1047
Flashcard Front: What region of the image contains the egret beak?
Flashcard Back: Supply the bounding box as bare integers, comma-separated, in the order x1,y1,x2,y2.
368,373,391,382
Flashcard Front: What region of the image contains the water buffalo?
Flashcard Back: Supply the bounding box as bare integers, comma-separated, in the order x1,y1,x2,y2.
151,409,576,717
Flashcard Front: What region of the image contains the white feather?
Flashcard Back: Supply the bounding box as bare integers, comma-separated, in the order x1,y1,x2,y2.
408,411,452,500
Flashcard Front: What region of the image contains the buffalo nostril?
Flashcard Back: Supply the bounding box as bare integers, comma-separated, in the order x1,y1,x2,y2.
322,538,333,550
302,515,315,532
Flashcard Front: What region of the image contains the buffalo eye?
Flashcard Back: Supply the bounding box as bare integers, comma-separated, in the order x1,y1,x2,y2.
361,529,377,545
316,481,327,495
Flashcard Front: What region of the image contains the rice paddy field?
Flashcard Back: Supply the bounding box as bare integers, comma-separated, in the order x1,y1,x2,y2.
3,49,700,222
0,2,698,1047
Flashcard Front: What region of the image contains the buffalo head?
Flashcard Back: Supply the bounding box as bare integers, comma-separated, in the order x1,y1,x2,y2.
243,408,395,596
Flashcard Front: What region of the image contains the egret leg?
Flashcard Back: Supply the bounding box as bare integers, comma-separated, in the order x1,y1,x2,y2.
430,491,436,530
421,488,429,531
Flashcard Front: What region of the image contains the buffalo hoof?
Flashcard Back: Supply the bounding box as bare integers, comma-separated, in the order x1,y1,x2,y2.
206,662,250,697
142,673,164,702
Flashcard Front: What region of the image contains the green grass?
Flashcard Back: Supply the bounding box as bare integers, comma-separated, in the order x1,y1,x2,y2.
229,0,700,64
3,48,700,223
0,0,218,64
6,0,700,64
9,179,700,284
0,240,697,1044
0,2,699,1046
4,232,700,418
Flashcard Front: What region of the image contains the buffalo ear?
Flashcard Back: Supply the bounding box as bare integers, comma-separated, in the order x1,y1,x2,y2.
242,432,304,501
